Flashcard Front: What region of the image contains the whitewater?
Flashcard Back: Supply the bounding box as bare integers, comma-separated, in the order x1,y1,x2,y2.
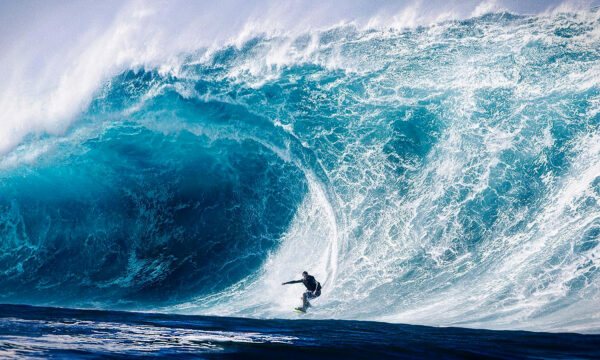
1,0,600,335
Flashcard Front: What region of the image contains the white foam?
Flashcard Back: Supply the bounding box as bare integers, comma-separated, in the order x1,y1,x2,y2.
0,0,590,155
0,317,297,358
171,173,340,318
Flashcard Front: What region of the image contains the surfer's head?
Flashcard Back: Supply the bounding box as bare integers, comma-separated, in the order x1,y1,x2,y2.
302,271,308,279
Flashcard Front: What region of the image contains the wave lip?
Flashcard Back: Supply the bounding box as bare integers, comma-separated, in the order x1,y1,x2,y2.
1,0,595,154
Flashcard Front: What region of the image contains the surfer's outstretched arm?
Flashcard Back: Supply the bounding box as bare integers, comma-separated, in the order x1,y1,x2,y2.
282,280,303,285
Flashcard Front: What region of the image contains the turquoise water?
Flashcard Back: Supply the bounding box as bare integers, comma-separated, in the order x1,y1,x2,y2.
1,8,600,333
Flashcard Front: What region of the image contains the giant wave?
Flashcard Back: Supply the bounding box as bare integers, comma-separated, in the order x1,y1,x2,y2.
1,1,600,334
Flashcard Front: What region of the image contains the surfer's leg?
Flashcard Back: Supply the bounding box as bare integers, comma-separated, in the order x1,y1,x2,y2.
304,292,317,309
302,292,309,310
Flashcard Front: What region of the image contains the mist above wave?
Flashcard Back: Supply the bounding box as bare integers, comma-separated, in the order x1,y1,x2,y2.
1,0,596,153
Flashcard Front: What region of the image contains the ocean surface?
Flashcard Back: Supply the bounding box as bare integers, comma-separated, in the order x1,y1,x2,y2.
1,303,599,359
1,0,600,357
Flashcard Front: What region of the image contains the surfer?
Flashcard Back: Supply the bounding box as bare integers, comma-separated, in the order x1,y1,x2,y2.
282,271,322,312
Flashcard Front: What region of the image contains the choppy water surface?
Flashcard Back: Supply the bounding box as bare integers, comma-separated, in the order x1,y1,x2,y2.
1,304,599,359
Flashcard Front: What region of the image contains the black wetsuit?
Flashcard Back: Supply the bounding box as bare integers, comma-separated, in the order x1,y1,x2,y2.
284,276,321,296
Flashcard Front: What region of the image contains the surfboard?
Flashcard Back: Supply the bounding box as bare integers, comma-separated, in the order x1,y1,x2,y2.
294,308,306,314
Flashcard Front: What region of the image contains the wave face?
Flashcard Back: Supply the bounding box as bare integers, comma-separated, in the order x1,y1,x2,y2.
2,7,600,332
0,70,309,306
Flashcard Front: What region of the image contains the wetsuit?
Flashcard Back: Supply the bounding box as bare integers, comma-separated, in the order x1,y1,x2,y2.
283,276,322,299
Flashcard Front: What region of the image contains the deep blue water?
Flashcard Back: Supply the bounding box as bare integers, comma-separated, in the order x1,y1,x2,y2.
0,304,599,359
